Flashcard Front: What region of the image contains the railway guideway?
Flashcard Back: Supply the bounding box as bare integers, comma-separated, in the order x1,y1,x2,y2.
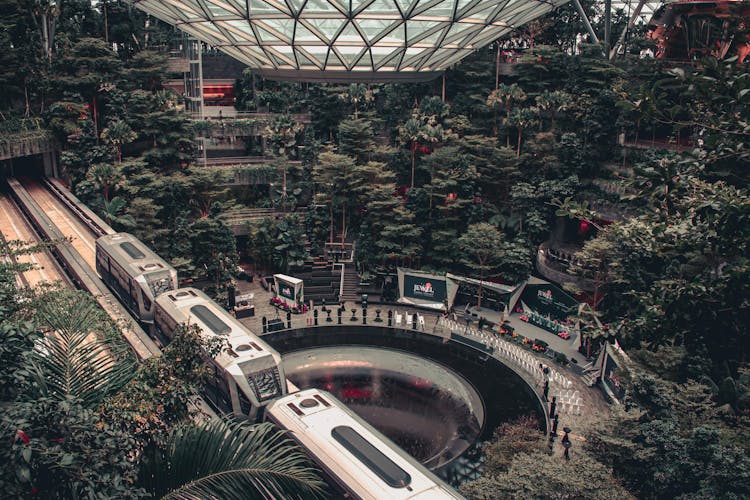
6,177,161,361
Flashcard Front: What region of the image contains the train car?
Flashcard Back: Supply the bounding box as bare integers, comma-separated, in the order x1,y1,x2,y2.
266,389,465,500
95,233,177,323
153,287,287,420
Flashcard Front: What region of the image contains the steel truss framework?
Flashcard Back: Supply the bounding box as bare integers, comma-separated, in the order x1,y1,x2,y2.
132,0,569,80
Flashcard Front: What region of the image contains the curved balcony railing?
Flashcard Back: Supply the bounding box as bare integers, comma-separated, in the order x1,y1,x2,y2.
536,241,595,292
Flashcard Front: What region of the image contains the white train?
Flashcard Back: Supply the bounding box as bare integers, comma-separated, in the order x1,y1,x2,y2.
266,389,465,500
96,233,464,498
153,287,287,419
95,233,177,323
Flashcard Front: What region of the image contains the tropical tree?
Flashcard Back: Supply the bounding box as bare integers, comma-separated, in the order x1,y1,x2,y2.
487,83,527,140
458,223,506,309
101,119,136,162
101,196,136,229
263,114,303,200
535,90,570,133
142,418,327,499
338,83,376,119
25,288,136,407
87,162,121,202
313,151,356,245
506,107,539,157
398,116,429,189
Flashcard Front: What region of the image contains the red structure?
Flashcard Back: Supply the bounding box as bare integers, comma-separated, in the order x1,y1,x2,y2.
647,0,750,62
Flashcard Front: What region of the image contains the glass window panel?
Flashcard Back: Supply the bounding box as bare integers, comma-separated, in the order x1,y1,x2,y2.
202,0,235,17
336,21,365,44
414,26,446,45
226,19,256,36
356,0,400,16
286,0,307,14
455,0,479,16
406,20,441,43
303,45,330,66
333,46,364,68
354,19,398,43
224,0,247,15
443,22,481,43
394,0,412,15
255,24,285,42
295,49,322,68
305,18,347,41
294,22,325,43
249,0,283,14
412,0,453,17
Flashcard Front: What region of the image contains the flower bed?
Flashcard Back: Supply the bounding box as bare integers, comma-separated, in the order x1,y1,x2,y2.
270,297,308,314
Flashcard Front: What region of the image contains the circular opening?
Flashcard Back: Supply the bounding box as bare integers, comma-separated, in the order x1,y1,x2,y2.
235,344,252,352
300,398,319,408
176,291,190,297
283,346,484,471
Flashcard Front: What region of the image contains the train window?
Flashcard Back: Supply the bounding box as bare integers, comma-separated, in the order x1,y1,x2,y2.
120,242,146,259
237,389,253,415
331,426,412,489
248,368,282,402
189,305,231,335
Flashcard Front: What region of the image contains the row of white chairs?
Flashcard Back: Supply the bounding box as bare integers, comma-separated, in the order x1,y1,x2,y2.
437,317,574,390
395,312,426,327
555,401,583,415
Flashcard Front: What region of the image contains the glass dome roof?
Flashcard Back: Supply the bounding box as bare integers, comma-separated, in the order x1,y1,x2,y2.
133,0,569,81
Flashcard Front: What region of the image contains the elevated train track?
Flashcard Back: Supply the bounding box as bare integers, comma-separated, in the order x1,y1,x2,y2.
6,177,161,360
1,177,466,497
0,190,67,288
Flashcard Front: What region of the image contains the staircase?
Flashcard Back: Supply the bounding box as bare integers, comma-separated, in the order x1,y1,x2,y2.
340,262,360,303
580,362,601,387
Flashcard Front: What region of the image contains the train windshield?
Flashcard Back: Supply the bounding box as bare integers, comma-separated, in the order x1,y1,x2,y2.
146,271,174,297
247,368,282,402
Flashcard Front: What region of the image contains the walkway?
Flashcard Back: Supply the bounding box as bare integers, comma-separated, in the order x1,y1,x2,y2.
234,277,608,442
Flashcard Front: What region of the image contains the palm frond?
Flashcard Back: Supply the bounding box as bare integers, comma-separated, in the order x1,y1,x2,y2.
145,418,327,500
28,290,136,407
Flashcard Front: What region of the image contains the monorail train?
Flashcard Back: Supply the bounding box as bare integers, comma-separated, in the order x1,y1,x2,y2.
95,233,177,323
266,389,465,500
153,287,287,419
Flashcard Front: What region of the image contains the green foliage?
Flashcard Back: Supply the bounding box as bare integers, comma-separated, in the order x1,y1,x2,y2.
188,203,239,293
143,419,327,499
22,288,137,407
462,417,632,500
104,323,223,454
590,372,750,499
0,396,144,499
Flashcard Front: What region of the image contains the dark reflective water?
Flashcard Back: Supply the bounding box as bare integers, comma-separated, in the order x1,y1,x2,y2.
283,346,484,470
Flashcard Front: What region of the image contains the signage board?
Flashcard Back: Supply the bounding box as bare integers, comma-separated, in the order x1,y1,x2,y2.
403,274,447,303
520,283,577,321
279,284,294,300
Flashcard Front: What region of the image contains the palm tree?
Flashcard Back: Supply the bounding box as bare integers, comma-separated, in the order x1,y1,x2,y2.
102,196,136,229
487,83,527,141
263,115,303,199
29,288,136,407
571,302,612,359
87,163,122,202
338,83,375,119
398,117,428,189
142,418,328,499
101,120,136,163
506,107,538,157
535,91,570,133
